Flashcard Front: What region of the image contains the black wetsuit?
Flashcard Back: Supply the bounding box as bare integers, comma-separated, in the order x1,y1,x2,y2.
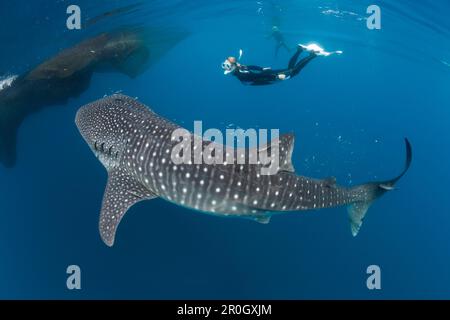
232,47,316,86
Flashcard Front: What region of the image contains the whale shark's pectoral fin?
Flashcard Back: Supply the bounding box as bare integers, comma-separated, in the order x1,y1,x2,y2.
112,46,150,78
100,167,157,247
379,184,396,191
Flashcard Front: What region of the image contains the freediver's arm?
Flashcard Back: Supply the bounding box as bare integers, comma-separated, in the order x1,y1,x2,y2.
246,65,266,72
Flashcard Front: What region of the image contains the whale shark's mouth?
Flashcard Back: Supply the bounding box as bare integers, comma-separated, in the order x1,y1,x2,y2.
0,75,18,91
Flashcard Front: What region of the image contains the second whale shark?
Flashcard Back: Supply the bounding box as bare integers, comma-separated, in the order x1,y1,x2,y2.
0,27,187,167
76,94,412,246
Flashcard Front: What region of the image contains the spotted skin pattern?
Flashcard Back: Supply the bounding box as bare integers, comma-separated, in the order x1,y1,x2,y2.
76,94,412,246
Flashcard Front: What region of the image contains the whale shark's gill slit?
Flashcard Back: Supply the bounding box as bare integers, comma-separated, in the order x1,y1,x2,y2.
94,141,98,151
108,146,113,155
100,142,105,152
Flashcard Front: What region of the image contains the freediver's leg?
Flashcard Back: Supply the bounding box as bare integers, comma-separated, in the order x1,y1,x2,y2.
288,46,303,69
290,52,317,77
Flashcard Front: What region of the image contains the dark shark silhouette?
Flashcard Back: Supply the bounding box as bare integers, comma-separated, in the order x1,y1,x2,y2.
85,3,143,27
0,27,187,167
76,94,412,247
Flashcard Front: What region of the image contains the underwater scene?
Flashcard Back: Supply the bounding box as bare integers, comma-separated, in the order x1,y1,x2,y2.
0,0,449,299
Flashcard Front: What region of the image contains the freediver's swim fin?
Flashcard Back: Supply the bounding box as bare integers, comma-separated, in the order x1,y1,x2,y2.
298,43,343,56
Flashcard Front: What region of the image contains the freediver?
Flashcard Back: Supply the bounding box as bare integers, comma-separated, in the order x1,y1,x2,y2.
268,25,291,57
222,44,342,86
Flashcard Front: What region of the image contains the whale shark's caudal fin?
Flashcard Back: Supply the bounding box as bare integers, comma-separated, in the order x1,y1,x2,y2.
348,138,412,236
100,167,157,246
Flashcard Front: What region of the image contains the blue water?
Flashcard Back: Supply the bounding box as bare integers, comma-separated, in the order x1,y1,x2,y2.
0,0,449,299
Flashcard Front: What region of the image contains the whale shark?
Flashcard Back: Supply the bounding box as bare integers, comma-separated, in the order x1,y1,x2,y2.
0,27,187,167
76,94,412,247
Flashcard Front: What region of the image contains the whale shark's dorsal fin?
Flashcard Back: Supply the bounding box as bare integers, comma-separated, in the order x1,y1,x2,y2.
323,176,337,187
100,167,157,246
258,133,295,173
278,133,295,173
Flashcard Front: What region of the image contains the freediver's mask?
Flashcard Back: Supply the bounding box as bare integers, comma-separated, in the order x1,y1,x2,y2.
222,51,242,75
222,59,236,75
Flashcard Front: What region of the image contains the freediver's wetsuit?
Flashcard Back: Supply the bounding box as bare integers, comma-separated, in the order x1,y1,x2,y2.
232,47,316,86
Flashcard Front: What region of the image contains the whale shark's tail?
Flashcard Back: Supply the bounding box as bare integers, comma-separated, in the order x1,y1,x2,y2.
348,138,412,236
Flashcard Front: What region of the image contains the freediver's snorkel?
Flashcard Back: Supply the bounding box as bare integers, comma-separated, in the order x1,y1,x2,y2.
222,49,243,75
238,49,243,61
